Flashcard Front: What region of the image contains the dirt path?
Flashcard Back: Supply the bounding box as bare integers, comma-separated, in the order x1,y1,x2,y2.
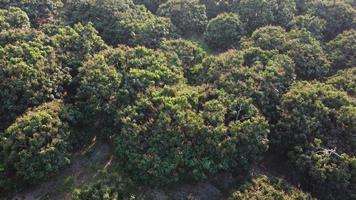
12,138,112,200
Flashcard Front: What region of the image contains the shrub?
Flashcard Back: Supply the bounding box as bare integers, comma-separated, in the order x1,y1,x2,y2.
326,30,356,72
204,13,245,50
0,101,74,183
158,0,208,36
115,85,269,185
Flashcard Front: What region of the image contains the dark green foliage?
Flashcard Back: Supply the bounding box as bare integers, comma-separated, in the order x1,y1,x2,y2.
0,29,70,131
243,26,331,80
45,22,107,72
64,0,176,47
276,81,356,199
133,0,166,13
229,175,315,200
235,0,297,33
326,30,356,72
326,68,356,97
158,0,208,36
159,39,206,81
76,45,184,137
72,170,137,200
199,0,231,19
0,101,73,183
307,1,356,40
0,7,30,30
115,85,269,185
0,0,63,25
194,48,296,121
204,13,245,50
289,14,326,40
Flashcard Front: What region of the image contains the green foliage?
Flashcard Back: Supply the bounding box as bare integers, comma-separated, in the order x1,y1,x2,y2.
306,0,356,40
0,101,73,183
76,45,184,137
204,13,245,50
289,14,326,40
199,0,231,19
158,0,208,36
326,30,356,72
133,0,166,13
159,39,206,81
0,7,30,30
276,81,356,199
326,68,356,97
229,175,315,200
193,48,296,121
0,29,70,131
0,0,63,25
72,170,137,200
64,0,176,47
115,84,269,185
243,26,330,80
44,22,107,72
235,0,297,33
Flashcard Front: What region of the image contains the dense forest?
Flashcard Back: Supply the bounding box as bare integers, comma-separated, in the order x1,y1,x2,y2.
0,0,355,199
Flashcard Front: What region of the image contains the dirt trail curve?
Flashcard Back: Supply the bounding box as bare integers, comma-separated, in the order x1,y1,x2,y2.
12,138,112,200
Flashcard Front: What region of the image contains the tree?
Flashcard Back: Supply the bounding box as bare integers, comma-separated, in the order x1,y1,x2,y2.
63,1,177,47
0,7,30,30
235,0,296,33
159,39,206,82
0,0,63,26
133,0,167,13
229,175,315,200
326,68,356,97
204,13,245,50
306,1,356,40
0,101,73,183
276,81,356,199
326,30,356,72
115,85,269,185
158,0,208,36
0,29,70,131
199,0,231,19
289,14,326,40
243,26,331,80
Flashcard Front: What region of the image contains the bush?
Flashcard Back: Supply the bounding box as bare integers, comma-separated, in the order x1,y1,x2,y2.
159,39,206,81
158,0,208,36
229,175,315,200
326,68,356,96
326,30,356,72
0,7,30,30
0,101,74,183
0,29,70,131
289,14,326,40
204,13,245,50
115,85,269,185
